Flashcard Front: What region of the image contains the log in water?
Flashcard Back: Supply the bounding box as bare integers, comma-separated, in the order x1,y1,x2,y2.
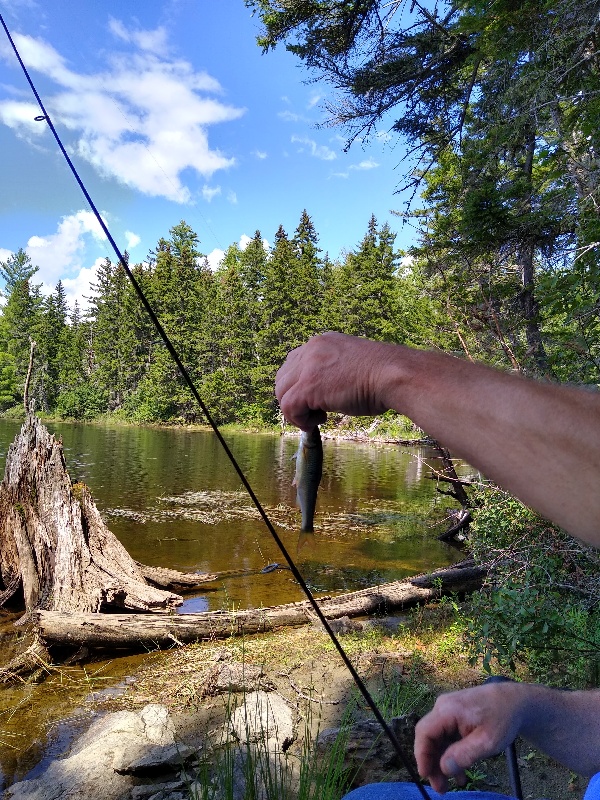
35,560,485,649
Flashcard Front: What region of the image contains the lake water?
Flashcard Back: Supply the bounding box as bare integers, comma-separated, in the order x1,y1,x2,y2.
0,419,463,612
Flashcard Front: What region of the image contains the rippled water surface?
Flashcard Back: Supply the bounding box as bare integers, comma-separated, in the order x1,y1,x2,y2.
0,419,465,610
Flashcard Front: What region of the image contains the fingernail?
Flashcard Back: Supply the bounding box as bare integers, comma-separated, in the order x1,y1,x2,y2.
444,756,460,777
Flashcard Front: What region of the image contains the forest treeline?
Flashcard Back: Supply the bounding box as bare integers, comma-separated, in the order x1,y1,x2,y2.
0,212,423,424
0,202,598,427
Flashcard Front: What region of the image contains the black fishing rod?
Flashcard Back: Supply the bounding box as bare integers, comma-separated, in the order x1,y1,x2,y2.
0,16,431,797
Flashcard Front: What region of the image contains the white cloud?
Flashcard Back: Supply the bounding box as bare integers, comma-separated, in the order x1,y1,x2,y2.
107,18,169,53
239,234,270,252
350,158,379,170
124,230,141,250
0,248,13,263
397,254,415,277
307,93,322,109
0,26,245,202
253,150,267,160
202,185,221,202
278,110,305,123
207,234,269,269
206,248,224,271
291,135,337,161
227,191,238,205
0,100,45,134
62,258,103,311
24,211,107,301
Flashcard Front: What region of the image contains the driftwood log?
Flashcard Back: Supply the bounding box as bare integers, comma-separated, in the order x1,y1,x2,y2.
34,560,485,649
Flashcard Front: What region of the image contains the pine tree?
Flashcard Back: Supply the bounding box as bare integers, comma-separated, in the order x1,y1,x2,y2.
35,281,69,410
0,314,17,410
292,209,324,335
0,249,37,298
333,215,399,341
1,275,42,407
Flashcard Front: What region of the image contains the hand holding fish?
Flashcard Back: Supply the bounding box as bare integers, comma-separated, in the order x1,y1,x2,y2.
277,332,600,547
275,332,400,430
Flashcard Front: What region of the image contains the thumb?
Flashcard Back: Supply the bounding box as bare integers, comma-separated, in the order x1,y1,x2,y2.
440,730,496,781
439,751,466,786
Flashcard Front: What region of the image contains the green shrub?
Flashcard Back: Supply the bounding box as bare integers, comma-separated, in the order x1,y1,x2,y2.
56,385,108,420
463,487,600,687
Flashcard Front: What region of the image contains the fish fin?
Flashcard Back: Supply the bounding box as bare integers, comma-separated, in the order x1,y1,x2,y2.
297,530,315,553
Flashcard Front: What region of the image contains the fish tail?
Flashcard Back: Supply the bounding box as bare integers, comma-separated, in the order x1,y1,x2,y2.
297,530,315,552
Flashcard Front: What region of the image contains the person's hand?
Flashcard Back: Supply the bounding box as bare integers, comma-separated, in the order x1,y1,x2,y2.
415,684,528,793
275,332,399,430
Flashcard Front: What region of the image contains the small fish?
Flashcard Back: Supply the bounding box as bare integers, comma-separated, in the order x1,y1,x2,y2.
292,426,323,549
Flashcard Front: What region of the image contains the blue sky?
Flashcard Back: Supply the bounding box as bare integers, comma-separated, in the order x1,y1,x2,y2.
0,0,415,309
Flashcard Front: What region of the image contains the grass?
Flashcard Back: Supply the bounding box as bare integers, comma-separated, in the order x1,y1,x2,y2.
182,686,357,800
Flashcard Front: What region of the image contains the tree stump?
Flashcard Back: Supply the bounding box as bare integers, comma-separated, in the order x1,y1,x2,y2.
0,414,182,617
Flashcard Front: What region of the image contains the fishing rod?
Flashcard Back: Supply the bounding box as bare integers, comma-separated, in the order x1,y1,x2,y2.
0,16,430,797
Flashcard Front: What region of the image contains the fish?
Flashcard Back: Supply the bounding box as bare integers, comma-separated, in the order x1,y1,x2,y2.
292,426,323,549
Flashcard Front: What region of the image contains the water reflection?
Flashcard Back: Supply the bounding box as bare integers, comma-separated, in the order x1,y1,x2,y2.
0,420,464,610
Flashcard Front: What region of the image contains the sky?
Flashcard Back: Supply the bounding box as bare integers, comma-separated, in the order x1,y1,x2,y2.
0,0,416,310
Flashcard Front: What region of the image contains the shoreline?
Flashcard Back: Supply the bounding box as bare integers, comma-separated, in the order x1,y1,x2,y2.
1,411,431,447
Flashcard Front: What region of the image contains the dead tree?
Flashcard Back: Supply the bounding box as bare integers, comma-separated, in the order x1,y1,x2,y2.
0,415,284,623
427,443,474,541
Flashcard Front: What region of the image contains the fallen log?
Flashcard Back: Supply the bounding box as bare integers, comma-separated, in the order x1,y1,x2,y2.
438,509,473,542
34,560,486,649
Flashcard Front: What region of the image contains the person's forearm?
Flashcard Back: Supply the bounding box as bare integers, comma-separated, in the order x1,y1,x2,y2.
517,685,600,775
378,347,600,545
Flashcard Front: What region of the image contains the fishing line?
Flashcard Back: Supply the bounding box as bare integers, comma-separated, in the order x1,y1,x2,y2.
0,17,430,796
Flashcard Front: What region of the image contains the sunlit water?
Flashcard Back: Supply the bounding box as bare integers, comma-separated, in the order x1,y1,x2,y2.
0,419,471,786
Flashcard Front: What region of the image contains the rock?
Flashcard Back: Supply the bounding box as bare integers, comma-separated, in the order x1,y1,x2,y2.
5,704,198,800
130,781,185,800
201,661,273,698
116,743,196,776
138,705,176,746
309,614,363,634
229,691,294,751
360,616,411,634
316,713,420,788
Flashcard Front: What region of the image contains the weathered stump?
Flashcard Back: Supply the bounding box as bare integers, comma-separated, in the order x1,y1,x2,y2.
0,414,182,617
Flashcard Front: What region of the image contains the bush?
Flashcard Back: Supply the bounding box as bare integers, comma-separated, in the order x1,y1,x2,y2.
463,487,600,687
55,385,108,420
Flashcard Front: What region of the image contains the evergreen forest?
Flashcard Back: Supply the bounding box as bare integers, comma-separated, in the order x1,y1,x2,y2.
1,187,598,429
0,212,426,425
